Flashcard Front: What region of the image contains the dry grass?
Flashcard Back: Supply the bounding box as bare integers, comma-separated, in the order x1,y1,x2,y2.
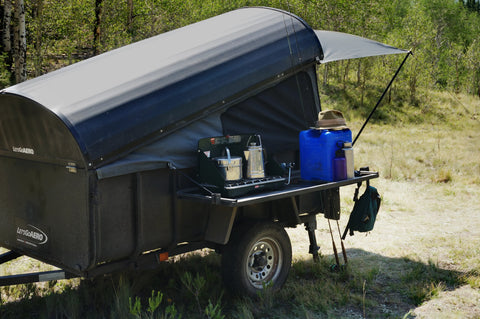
350,123,479,184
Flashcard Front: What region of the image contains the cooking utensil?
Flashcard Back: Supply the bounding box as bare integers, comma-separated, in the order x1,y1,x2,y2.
214,147,242,181
244,135,265,179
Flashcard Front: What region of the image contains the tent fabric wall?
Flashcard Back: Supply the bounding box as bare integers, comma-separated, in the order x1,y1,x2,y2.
96,113,223,179
96,68,319,178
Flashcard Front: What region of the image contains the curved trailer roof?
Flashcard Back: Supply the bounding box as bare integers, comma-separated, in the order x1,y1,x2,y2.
2,7,322,167
0,7,407,169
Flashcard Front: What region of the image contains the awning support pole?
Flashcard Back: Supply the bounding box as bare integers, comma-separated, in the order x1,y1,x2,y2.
353,51,412,146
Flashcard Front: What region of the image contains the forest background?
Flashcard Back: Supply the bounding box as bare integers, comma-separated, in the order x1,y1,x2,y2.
0,0,479,106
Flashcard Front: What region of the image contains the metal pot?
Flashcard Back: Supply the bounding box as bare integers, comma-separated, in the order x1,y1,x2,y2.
214,147,242,181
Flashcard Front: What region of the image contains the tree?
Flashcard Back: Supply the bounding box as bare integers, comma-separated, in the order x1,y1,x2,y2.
127,0,133,35
2,0,13,85
30,0,44,77
2,0,12,53
1,0,27,84
466,39,480,97
463,0,480,13
93,0,103,55
14,0,26,82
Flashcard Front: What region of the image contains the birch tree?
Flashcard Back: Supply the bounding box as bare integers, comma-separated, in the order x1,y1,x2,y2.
2,0,13,84
2,0,12,52
1,0,26,84
13,0,27,83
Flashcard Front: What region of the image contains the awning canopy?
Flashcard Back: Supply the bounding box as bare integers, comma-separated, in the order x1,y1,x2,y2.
315,30,409,63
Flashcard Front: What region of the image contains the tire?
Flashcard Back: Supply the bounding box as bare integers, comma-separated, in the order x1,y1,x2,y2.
221,221,292,297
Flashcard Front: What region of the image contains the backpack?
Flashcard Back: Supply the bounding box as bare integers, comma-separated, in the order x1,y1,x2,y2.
342,183,381,239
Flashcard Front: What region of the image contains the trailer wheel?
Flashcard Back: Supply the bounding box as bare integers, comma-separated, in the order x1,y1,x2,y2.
221,221,292,297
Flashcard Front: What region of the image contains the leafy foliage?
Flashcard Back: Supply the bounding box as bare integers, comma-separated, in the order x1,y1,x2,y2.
0,0,479,103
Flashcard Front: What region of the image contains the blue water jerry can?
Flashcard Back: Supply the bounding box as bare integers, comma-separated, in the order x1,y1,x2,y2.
299,128,352,181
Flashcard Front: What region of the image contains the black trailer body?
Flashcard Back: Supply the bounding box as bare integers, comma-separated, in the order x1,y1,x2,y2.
0,7,408,292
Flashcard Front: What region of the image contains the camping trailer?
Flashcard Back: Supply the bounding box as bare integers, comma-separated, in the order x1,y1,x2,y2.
0,7,409,296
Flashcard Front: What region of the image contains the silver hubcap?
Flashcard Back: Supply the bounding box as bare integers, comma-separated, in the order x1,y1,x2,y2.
246,237,282,289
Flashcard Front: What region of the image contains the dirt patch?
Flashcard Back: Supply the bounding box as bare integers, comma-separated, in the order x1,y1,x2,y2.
411,285,480,319
287,178,480,318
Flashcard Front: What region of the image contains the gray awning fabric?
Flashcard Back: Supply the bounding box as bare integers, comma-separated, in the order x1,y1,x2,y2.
315,30,409,63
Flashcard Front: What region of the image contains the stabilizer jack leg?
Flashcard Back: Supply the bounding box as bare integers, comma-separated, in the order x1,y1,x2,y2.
305,220,320,262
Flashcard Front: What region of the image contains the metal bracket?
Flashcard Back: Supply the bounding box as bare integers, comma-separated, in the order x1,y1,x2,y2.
0,270,76,287
0,250,22,265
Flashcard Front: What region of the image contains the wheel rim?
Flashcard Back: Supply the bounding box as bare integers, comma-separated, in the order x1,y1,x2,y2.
245,237,283,289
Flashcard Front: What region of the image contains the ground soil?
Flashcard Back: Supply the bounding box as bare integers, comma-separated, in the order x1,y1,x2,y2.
287,178,480,318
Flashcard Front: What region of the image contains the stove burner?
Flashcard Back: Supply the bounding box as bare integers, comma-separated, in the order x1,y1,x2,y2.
224,176,285,190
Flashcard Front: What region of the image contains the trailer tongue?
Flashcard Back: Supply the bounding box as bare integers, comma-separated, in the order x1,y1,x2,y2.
0,7,409,295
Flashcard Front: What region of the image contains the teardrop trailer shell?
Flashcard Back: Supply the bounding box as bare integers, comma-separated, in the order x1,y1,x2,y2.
0,7,409,294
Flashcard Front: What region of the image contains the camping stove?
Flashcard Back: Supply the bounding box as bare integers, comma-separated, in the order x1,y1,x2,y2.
197,135,286,197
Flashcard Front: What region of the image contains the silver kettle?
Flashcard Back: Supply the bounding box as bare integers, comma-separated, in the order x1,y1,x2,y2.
244,135,265,179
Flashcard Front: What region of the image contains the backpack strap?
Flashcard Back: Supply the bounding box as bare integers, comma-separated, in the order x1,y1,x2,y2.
343,181,363,239
352,182,362,202
341,223,349,240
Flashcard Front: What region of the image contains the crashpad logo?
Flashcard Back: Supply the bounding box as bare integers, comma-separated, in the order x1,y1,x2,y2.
16,224,48,247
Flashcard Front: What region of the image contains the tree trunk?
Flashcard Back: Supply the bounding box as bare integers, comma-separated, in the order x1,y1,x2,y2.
14,0,27,83
343,59,350,90
323,64,328,86
410,74,417,105
2,0,12,52
93,0,103,55
356,60,362,86
127,0,134,35
33,0,44,77
2,0,14,83
477,76,480,98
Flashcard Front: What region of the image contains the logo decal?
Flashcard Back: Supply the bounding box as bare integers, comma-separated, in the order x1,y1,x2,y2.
12,146,35,155
16,224,48,247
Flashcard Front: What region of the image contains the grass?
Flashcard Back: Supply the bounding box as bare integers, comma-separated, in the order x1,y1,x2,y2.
1,252,469,318
349,122,479,184
1,88,480,318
